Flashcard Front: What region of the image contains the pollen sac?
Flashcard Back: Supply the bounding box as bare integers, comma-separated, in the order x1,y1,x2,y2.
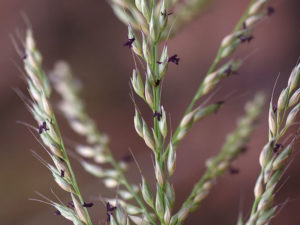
168,54,180,65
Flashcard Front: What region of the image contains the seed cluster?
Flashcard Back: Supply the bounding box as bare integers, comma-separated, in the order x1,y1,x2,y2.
50,62,144,216
21,30,92,225
244,63,300,225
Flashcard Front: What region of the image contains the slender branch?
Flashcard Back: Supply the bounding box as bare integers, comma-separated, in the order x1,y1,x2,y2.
23,30,93,225
175,93,265,223
163,0,272,160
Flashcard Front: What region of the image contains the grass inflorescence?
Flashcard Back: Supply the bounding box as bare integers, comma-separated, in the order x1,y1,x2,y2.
16,0,300,225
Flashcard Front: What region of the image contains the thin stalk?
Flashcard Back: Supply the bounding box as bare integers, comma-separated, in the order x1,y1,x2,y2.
176,92,266,218
53,117,93,225
152,40,166,225
106,153,156,225
233,0,257,32
184,54,221,115
250,190,261,215
162,0,259,160
181,173,209,208
181,146,230,208
152,42,163,159
86,134,154,222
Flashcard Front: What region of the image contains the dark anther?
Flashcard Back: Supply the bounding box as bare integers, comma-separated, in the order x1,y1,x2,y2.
82,202,94,208
60,170,65,178
273,143,283,154
241,146,248,154
155,79,161,87
216,100,225,106
246,35,254,42
267,6,275,16
225,65,235,76
242,22,247,30
213,101,224,114
121,154,133,162
106,202,117,212
68,201,75,208
157,61,162,64
161,10,173,18
229,167,240,174
224,65,232,76
224,65,238,77
54,210,61,216
59,157,65,162
38,121,49,134
168,54,180,65
123,37,135,48
238,34,254,43
106,202,116,223
22,52,27,60
153,111,162,121
272,104,277,113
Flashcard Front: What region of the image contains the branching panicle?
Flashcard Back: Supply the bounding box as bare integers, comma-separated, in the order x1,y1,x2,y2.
22,30,93,225
18,1,299,225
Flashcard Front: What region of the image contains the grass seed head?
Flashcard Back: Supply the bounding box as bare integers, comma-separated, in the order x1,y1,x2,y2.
81,161,105,177
142,33,152,64
159,0,168,31
141,0,150,22
53,172,74,193
259,142,272,168
167,143,176,176
272,142,293,170
141,176,154,208
155,161,164,186
71,193,88,224
142,119,156,151
288,88,300,108
254,174,264,198
51,155,71,180
146,64,156,85
177,205,190,223
128,25,143,57
131,69,145,99
164,196,171,225
158,106,168,138
277,88,289,112
155,185,165,219
288,63,300,92
285,103,300,128
145,79,154,109
134,108,144,138
268,103,277,136
158,45,168,79
248,0,267,15
165,182,175,208
104,178,118,188
75,145,95,158
245,14,263,28
149,10,157,42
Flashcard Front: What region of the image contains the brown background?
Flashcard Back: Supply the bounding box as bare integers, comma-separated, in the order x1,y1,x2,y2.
1,0,300,224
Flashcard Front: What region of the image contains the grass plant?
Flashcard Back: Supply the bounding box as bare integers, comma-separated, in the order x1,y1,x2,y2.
16,0,300,225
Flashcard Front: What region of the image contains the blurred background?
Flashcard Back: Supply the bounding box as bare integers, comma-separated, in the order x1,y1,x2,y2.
1,0,300,224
